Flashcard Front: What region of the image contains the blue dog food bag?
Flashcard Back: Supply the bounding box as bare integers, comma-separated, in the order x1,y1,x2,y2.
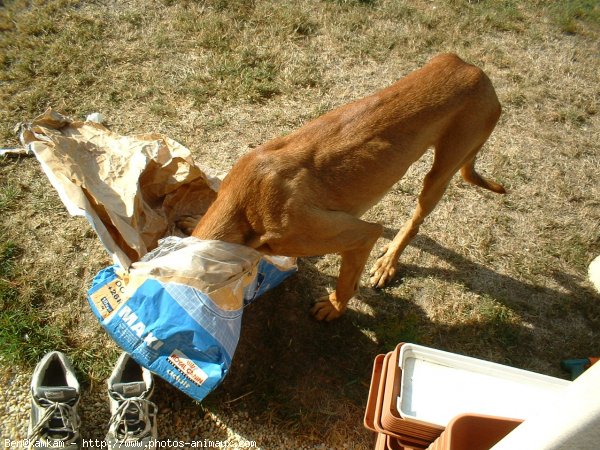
87,237,296,402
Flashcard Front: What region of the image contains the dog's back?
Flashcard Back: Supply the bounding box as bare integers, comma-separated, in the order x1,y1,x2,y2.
194,53,506,320
194,53,501,250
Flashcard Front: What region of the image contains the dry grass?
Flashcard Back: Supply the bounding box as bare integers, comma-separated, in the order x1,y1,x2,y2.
1,0,599,448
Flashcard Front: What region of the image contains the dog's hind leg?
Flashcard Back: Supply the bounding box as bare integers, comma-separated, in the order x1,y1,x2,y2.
369,140,491,288
460,153,506,194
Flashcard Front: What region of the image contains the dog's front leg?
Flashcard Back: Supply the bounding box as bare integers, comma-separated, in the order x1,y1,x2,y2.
311,222,383,321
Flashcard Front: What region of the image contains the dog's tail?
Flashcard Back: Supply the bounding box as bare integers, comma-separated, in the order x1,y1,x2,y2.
460,156,506,194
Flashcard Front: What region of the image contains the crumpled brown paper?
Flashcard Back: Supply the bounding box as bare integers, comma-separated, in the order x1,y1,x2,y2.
19,108,219,268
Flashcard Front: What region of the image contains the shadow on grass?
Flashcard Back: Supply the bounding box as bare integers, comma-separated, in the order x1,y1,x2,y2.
150,257,426,443
150,233,599,444
378,232,600,366
202,258,390,438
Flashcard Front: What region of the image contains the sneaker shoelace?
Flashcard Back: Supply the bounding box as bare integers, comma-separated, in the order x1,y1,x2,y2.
28,399,79,449
108,393,157,442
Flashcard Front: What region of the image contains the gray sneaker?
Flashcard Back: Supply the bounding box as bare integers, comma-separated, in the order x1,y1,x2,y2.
106,353,157,449
28,351,81,449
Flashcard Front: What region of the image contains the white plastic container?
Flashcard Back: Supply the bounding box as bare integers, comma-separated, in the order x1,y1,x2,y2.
398,344,570,427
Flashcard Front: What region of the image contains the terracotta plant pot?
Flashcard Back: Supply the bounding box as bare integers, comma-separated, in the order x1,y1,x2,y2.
364,345,442,449
364,344,528,450
380,345,444,443
426,414,522,450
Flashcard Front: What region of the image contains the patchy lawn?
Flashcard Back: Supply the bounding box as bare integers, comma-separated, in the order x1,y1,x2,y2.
1,0,599,447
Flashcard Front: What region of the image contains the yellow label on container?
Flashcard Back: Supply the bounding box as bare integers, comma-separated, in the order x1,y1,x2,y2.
90,277,129,320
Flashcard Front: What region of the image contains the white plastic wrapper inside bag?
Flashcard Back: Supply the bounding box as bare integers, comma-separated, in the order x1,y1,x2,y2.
19,109,297,402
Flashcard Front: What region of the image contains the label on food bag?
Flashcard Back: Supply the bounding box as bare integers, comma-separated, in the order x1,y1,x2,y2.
168,349,209,387
89,277,129,320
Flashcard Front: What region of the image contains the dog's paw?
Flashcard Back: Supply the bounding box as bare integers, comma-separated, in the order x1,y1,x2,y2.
310,293,346,321
369,254,397,288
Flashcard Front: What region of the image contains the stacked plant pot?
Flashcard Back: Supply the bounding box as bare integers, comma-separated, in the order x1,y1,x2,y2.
364,344,442,449
364,343,570,450
426,414,522,450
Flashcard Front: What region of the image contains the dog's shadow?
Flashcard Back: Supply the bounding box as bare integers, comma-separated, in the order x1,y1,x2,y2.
404,233,598,320
211,258,400,427
373,230,600,364
151,254,431,443
152,233,599,444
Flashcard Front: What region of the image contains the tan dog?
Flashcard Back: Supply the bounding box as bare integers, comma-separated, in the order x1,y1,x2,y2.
192,53,506,321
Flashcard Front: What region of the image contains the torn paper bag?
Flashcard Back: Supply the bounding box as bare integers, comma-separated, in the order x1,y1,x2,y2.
19,108,219,268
